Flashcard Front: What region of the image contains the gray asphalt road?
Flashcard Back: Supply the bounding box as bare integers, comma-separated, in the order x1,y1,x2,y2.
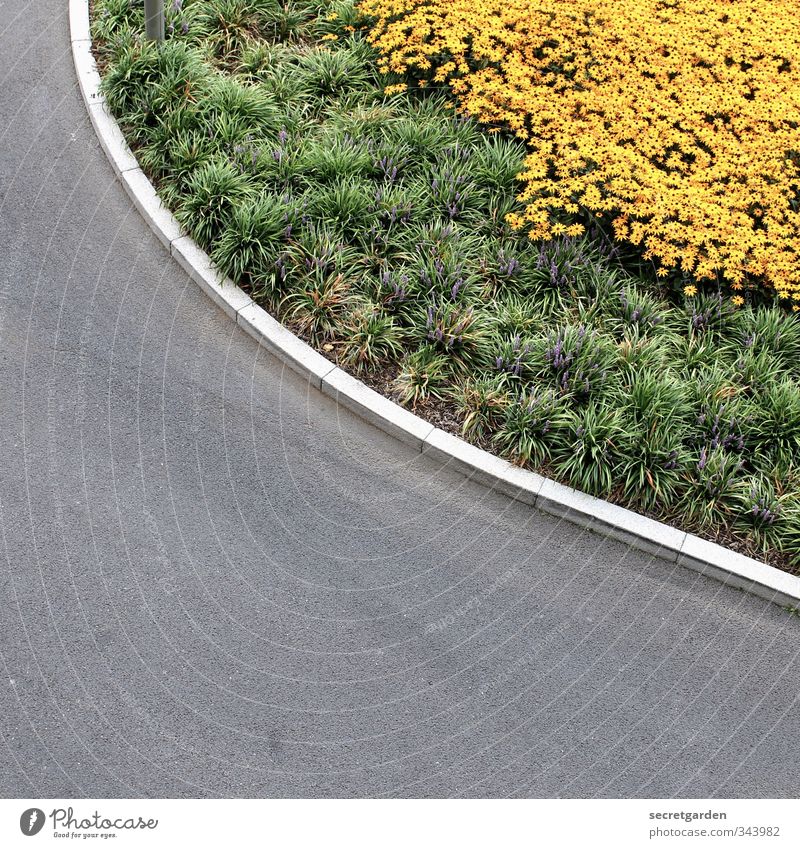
1,1,799,799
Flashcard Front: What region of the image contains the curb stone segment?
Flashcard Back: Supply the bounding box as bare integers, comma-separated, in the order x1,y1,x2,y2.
87,101,139,175
239,305,336,389
70,0,800,606
423,428,534,504
322,368,434,449
679,535,800,607
69,0,90,40
537,478,685,562
121,169,183,249
171,237,253,319
499,463,546,507
72,38,103,104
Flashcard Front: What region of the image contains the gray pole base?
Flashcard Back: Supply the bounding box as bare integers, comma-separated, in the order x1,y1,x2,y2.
144,0,165,42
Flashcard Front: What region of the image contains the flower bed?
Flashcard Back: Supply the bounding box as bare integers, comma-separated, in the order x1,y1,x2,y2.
92,0,800,570
362,0,800,303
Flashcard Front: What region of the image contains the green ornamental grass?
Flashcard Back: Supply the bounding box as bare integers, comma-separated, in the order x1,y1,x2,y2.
94,0,800,569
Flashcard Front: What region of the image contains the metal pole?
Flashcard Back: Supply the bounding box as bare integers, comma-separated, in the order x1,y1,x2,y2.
144,0,165,42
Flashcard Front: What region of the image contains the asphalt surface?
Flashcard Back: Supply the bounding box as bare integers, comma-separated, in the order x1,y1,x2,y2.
1,0,799,799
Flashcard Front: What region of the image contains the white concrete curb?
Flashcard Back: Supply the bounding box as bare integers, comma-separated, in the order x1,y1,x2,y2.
70,0,800,608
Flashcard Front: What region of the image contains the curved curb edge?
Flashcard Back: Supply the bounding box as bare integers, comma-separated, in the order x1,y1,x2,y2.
69,0,800,609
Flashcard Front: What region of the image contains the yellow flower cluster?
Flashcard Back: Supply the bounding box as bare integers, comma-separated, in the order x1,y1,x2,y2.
360,0,800,298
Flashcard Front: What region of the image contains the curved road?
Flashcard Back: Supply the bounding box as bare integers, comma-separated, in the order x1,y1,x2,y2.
1,1,799,798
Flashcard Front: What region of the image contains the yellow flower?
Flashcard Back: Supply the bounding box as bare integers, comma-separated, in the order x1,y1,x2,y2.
683,284,697,297
321,33,338,41
361,0,800,299
383,83,408,96
731,295,744,306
